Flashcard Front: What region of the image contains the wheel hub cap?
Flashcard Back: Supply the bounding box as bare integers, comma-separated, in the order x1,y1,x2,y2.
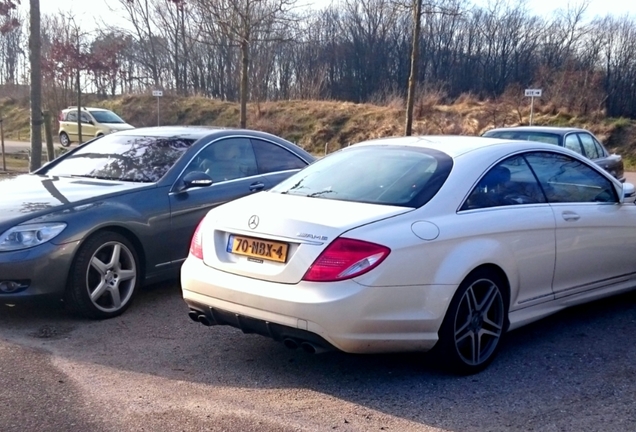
470,313,483,331
105,270,117,285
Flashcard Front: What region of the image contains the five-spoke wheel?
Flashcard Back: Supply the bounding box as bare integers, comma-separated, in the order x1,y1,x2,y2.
66,231,139,319
436,269,507,374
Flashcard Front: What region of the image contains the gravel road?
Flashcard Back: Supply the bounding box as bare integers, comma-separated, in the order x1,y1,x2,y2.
1,279,635,432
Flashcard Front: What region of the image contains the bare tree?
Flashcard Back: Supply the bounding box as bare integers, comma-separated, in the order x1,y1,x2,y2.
399,0,464,135
194,0,298,128
115,0,163,88
404,0,422,136
0,8,23,85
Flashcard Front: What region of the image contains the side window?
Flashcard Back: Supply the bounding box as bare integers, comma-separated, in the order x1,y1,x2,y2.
592,137,607,157
66,111,77,122
578,133,600,159
461,155,547,210
80,113,91,124
484,131,516,139
251,139,307,174
564,134,583,155
184,138,258,182
525,152,617,204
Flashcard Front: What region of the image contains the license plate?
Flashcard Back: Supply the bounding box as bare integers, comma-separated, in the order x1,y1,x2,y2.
227,235,289,263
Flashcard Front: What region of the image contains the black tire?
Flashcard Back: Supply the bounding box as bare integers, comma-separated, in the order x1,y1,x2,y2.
59,132,71,147
435,268,508,374
65,231,140,320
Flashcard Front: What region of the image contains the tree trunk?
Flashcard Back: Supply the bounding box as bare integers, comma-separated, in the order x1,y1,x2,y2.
405,0,422,137
28,0,42,171
240,39,249,128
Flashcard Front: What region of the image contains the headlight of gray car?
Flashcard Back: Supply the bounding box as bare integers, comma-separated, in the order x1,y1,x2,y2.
0,223,67,251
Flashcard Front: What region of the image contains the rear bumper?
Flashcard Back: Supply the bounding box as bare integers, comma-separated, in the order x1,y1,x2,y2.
186,299,337,352
181,257,457,354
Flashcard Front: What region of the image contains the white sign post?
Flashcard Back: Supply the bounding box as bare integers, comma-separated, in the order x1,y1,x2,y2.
524,89,542,126
152,90,163,126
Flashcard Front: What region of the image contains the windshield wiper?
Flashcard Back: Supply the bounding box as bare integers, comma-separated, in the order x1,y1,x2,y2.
306,189,336,198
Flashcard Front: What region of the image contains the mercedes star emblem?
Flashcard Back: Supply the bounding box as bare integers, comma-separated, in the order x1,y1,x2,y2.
248,215,259,230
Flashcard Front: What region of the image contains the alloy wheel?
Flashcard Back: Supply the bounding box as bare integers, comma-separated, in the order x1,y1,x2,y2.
453,278,505,366
85,241,137,313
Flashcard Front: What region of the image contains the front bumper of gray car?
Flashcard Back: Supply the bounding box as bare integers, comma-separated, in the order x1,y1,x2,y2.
0,240,80,302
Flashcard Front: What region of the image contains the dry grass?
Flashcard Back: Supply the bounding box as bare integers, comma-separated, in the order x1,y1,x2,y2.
0,153,29,174
0,94,635,165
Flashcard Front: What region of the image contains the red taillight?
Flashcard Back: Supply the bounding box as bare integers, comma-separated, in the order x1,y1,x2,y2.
58,111,64,121
302,238,390,282
189,220,204,259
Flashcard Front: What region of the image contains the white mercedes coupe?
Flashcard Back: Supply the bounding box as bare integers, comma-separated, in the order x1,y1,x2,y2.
181,135,636,374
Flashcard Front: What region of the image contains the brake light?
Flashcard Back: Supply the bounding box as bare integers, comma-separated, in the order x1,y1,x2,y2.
189,220,204,259
303,238,390,282
58,111,64,121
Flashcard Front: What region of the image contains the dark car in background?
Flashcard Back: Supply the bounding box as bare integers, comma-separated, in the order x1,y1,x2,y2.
482,126,624,182
0,126,314,319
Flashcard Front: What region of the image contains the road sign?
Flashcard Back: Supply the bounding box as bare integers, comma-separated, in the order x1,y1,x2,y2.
524,89,542,97
524,89,542,126
152,90,163,125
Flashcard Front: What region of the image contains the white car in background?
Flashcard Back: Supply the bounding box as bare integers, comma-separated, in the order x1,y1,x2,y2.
181,135,636,374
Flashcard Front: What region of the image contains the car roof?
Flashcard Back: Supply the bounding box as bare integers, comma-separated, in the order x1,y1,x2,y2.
64,107,111,112
110,125,305,142
484,126,588,135
354,135,561,159
108,125,225,140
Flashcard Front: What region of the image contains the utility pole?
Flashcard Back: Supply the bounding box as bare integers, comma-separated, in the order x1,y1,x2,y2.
29,0,42,171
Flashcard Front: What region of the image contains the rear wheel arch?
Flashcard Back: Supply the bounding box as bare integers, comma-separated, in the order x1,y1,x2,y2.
431,240,519,295
466,264,511,317
440,263,511,329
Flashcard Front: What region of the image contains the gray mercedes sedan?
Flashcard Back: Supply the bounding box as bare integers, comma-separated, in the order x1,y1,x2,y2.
482,126,625,182
0,126,315,319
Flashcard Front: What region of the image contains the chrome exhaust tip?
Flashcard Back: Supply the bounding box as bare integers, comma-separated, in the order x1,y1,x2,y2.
188,310,200,322
198,314,214,326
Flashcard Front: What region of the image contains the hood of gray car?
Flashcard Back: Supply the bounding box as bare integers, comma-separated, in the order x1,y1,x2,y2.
0,174,152,228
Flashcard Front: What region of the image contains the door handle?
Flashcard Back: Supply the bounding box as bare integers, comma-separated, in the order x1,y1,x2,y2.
561,211,580,221
249,182,265,192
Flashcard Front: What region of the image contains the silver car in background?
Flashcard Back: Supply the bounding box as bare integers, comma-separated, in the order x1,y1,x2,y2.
482,126,625,182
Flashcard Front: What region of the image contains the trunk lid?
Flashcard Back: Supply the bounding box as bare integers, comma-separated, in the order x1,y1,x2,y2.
200,191,412,283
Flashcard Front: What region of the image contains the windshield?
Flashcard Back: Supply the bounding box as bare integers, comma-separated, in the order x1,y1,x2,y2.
89,110,126,124
44,135,195,182
271,146,453,207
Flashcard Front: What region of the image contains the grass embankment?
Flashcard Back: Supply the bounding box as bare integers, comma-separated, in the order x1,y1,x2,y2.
1,94,635,168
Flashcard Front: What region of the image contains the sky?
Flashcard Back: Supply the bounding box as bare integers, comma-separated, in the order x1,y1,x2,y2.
35,0,636,30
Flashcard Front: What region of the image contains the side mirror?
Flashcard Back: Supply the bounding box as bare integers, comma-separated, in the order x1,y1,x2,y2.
622,182,635,204
179,171,213,192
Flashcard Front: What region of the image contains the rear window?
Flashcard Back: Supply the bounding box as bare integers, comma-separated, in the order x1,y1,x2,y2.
484,131,560,146
43,135,195,182
270,146,453,207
